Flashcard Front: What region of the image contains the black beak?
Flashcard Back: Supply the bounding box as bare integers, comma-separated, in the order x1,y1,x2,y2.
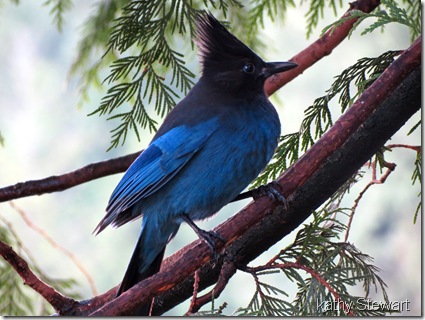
261,61,298,78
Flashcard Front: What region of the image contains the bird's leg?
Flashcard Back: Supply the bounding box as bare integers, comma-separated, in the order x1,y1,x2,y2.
231,181,288,208
181,214,225,260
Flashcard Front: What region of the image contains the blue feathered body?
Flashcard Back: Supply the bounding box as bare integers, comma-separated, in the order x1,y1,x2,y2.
96,77,280,277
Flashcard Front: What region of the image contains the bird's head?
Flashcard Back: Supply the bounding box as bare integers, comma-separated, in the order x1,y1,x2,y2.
195,13,297,95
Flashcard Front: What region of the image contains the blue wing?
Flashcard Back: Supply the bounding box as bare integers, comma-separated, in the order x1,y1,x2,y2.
94,117,219,233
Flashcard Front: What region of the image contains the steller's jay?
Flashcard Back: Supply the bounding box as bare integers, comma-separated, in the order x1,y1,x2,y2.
95,12,297,315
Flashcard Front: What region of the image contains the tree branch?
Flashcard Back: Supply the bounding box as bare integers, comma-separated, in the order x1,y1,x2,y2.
344,158,396,242
187,259,237,314
264,0,381,95
0,152,140,202
0,240,77,312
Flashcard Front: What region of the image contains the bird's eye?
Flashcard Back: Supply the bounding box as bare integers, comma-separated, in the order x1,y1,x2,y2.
243,63,255,74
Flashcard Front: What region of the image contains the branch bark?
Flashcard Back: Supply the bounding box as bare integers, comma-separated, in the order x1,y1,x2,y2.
264,0,381,95
0,152,140,202
0,240,77,312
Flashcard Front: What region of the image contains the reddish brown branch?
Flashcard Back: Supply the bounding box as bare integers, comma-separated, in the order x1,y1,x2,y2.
0,151,140,202
264,0,381,96
187,260,237,314
387,144,421,152
59,64,420,316
345,159,396,242
0,240,77,313
186,270,201,315
345,143,421,241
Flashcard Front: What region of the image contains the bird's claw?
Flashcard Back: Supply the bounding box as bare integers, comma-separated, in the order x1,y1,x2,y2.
252,182,289,209
181,214,225,263
197,229,225,262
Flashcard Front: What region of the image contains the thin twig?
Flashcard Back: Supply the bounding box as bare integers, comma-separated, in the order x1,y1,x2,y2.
9,201,98,296
0,214,40,271
187,260,237,313
0,151,141,202
345,159,396,242
186,269,201,315
386,144,421,152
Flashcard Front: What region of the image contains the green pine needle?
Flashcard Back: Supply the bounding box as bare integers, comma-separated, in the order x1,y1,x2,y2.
321,0,420,42
43,0,73,32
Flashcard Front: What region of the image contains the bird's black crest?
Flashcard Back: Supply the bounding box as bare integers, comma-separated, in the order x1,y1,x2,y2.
195,13,261,75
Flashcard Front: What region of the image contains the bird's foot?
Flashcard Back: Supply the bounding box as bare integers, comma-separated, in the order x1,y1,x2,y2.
197,229,226,261
252,182,289,208
181,214,225,262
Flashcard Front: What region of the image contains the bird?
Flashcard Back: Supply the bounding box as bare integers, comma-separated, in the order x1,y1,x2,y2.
94,12,297,315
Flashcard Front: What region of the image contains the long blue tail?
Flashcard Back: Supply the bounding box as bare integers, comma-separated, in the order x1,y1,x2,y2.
115,218,179,315
116,238,165,315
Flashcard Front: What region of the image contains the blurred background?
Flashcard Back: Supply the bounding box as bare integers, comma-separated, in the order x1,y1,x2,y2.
0,1,420,316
